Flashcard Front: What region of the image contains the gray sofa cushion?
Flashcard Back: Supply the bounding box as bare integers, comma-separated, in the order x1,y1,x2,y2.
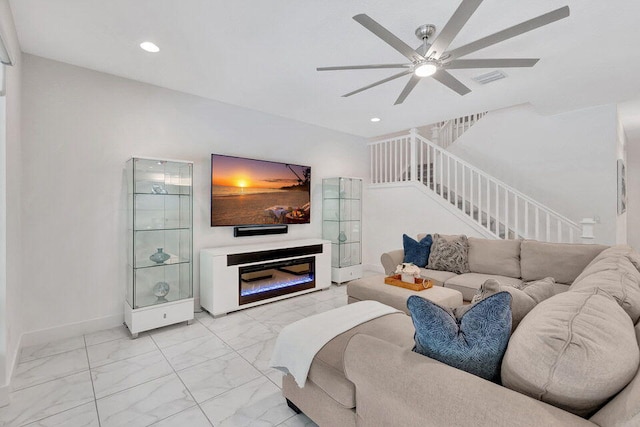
570,251,640,324
501,289,640,417
468,238,521,278
308,312,415,408
427,234,470,274
590,323,640,426
574,245,640,283
444,273,523,301
521,277,565,303
460,277,558,330
418,268,458,287
520,240,607,284
380,249,404,275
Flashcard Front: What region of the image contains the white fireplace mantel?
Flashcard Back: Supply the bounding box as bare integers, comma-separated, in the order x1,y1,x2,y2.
200,238,331,316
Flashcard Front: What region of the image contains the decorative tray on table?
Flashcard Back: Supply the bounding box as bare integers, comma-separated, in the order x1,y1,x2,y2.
384,275,433,291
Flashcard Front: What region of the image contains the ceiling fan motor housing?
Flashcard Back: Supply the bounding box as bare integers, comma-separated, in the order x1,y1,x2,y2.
415,24,436,41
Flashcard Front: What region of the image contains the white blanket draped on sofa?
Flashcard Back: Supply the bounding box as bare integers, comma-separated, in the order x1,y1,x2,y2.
269,300,400,387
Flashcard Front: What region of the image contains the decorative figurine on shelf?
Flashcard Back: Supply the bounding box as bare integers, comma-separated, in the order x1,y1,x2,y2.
395,263,421,283
338,231,348,243
149,248,170,264
151,184,168,194
153,281,170,303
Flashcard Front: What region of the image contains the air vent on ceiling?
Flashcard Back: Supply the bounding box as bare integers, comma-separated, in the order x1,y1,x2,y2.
472,70,507,85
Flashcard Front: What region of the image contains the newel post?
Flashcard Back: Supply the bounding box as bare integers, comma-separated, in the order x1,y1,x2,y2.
409,128,418,182
580,218,596,244
431,125,439,145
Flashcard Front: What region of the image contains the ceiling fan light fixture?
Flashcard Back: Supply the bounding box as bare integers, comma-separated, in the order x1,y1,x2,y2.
414,62,437,77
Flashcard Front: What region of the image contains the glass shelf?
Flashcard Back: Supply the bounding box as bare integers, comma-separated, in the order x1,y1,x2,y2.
322,177,362,271
133,191,191,196
133,193,191,230
127,158,193,310
128,262,192,309
331,242,361,268
133,227,191,232
133,258,192,269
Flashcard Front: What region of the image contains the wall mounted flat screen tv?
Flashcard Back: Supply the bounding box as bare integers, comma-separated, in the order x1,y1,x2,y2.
211,154,311,227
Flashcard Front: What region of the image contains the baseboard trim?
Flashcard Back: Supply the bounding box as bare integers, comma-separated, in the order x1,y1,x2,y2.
6,333,23,397
362,264,384,274
20,313,125,348
0,384,8,407
4,314,125,398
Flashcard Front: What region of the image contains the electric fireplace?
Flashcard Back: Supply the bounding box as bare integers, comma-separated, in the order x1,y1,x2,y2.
239,257,315,305
200,239,330,317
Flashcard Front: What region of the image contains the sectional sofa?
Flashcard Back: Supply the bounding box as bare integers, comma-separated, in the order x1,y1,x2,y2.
282,237,640,426
381,234,608,301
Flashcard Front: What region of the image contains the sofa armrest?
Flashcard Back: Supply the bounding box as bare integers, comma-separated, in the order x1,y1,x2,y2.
380,249,404,275
344,334,594,427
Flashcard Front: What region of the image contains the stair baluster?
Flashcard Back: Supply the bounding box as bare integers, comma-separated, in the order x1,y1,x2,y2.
368,130,584,243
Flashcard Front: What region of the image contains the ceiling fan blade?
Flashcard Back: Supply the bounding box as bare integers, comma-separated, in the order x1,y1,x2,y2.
394,74,421,105
342,70,413,97
317,64,410,71
426,0,484,59
444,6,570,62
432,70,471,95
353,14,425,63
445,58,539,69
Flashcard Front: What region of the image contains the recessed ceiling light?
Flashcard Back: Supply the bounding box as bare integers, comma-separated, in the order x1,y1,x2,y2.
140,41,160,53
370,117,381,122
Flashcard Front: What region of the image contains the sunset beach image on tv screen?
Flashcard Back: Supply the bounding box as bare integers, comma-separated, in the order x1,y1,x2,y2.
211,154,311,227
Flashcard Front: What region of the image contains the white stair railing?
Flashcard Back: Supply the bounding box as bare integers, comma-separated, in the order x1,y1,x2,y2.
368,129,584,243
431,112,487,149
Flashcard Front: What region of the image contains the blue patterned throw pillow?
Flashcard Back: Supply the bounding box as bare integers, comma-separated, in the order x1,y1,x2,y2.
407,292,512,381
402,234,433,267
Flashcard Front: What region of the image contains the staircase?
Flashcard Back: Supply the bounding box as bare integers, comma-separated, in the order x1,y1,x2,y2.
368,129,584,243
429,112,487,149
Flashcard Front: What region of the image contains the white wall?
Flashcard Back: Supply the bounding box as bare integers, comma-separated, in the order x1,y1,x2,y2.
0,94,5,395
362,183,488,271
627,135,640,250
447,103,619,245
616,110,628,245
0,0,22,402
17,52,627,350
20,54,368,340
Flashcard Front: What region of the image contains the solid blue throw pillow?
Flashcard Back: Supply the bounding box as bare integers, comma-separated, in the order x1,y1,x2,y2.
407,292,512,381
402,234,433,267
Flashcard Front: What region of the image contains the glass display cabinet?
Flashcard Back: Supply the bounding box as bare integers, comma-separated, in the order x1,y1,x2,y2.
322,177,363,283
125,157,194,337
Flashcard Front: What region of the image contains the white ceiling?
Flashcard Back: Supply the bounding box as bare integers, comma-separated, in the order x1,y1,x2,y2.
8,0,640,137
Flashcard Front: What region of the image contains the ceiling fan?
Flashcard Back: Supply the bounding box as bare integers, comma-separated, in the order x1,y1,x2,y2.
317,0,570,105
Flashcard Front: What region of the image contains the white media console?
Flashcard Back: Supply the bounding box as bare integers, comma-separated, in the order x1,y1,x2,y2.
200,238,331,316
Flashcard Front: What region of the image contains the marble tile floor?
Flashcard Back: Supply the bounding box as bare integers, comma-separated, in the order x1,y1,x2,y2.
0,285,349,426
